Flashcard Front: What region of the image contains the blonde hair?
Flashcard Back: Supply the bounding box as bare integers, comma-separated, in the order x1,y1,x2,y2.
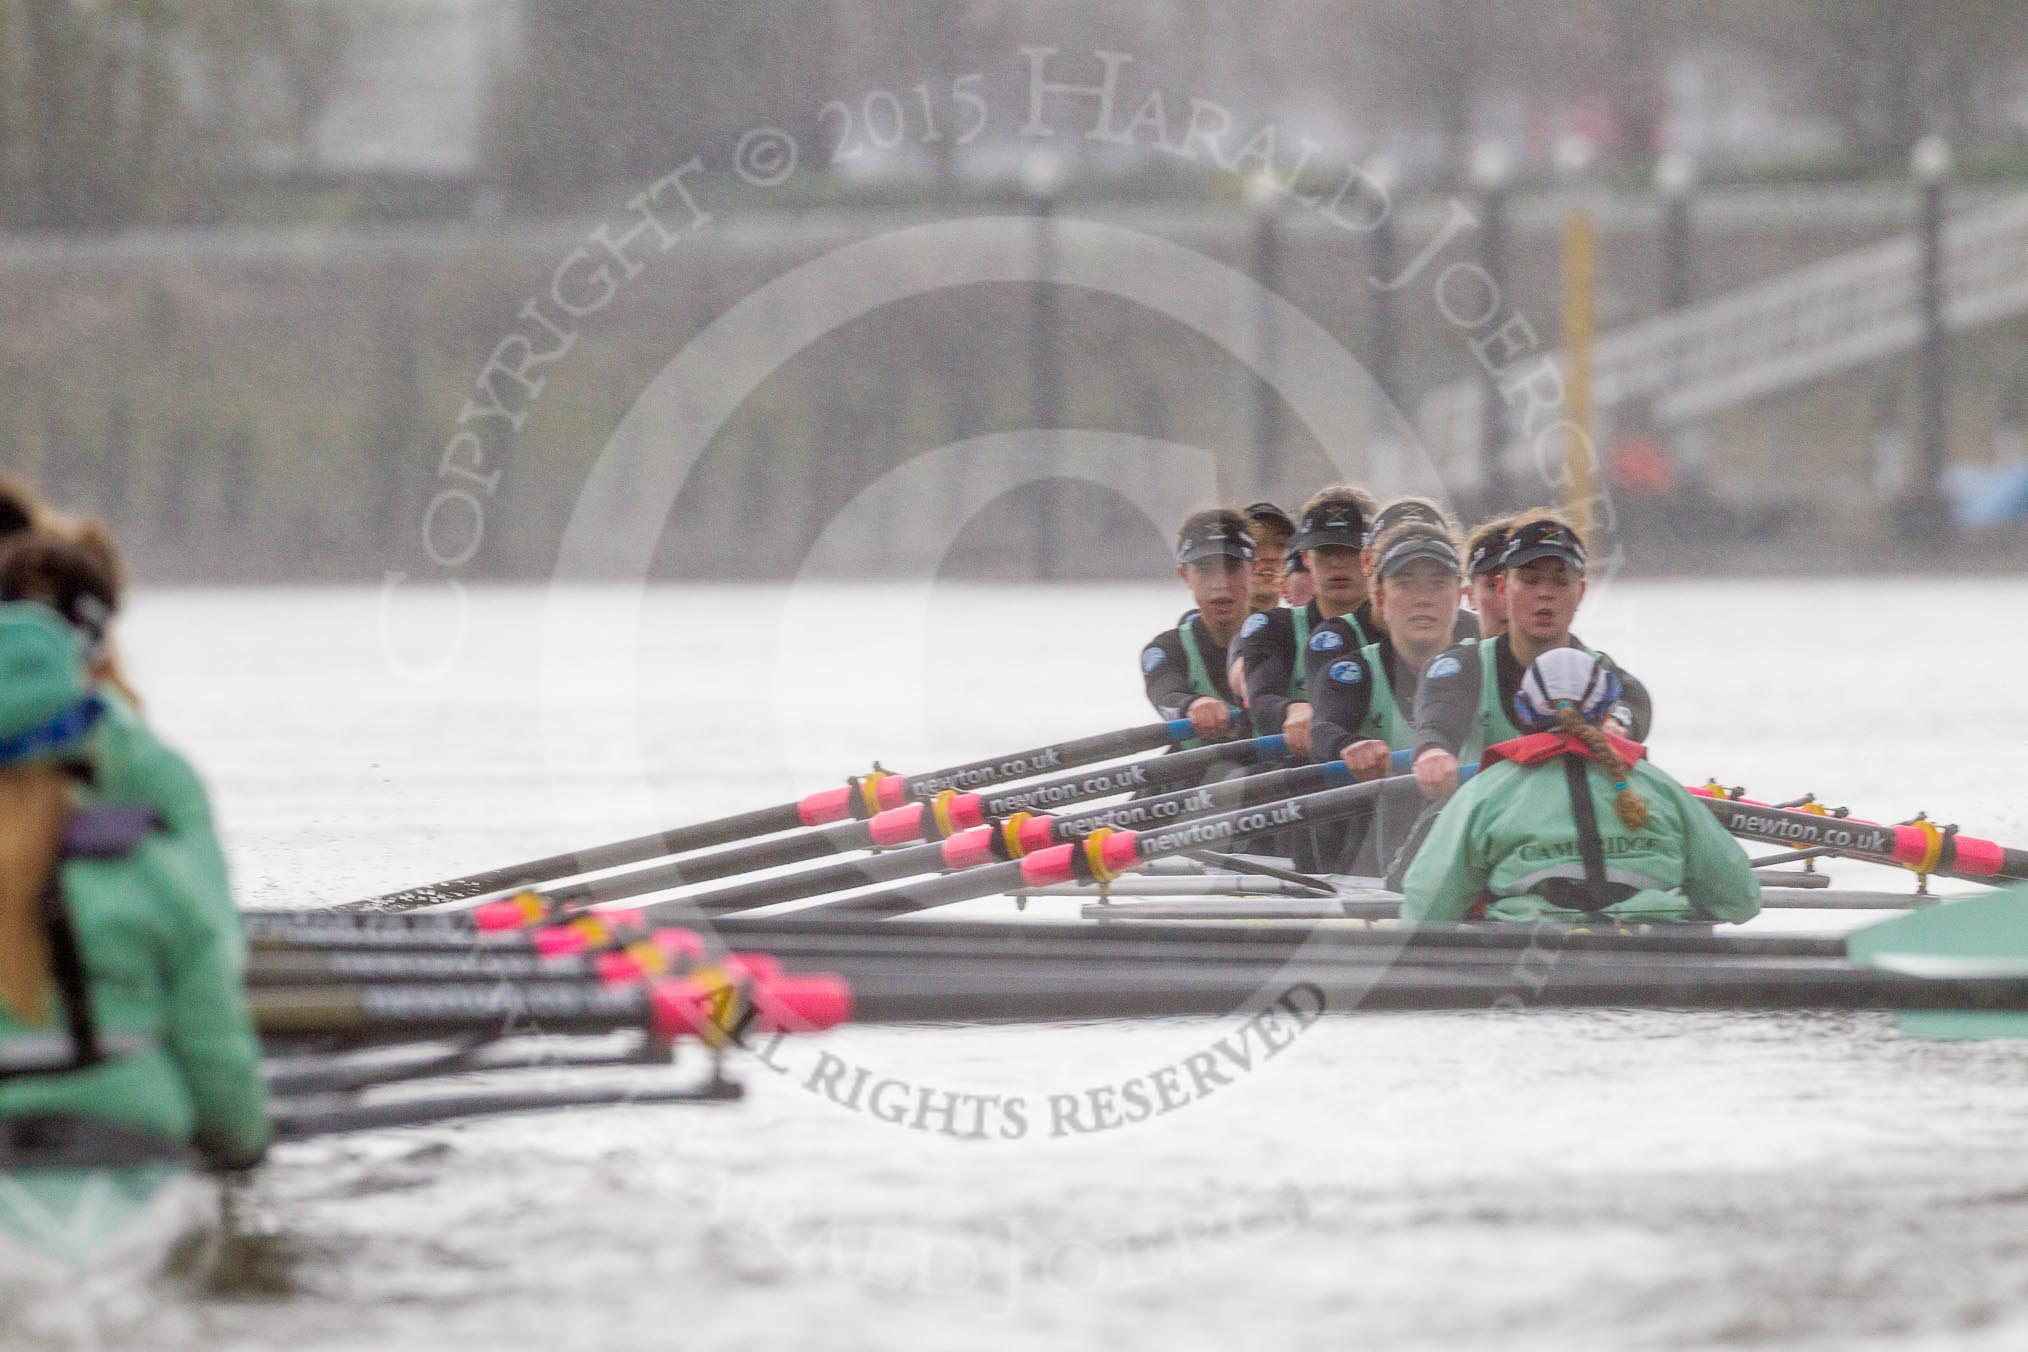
0,765,69,1022
1554,705,1649,830
1463,514,1514,563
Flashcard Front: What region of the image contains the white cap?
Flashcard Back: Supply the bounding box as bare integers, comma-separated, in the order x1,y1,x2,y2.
1513,648,1622,730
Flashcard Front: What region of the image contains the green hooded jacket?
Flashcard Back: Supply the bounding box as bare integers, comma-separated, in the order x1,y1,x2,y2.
86,689,230,904
0,604,268,1166
1400,735,1762,927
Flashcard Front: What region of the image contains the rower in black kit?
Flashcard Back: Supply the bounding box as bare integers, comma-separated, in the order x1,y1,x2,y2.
1235,486,1378,869
1236,487,1379,746
1139,508,1253,776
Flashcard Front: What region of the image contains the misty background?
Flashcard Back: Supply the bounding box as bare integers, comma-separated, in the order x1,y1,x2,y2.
4,0,2027,581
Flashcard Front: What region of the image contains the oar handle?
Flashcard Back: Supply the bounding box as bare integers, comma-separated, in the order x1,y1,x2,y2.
790,767,1441,918
1693,790,2028,885
790,719,1200,827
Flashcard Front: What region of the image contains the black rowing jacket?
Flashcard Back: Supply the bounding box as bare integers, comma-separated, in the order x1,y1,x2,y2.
1411,633,1652,761
1237,600,1368,735
1140,615,1238,720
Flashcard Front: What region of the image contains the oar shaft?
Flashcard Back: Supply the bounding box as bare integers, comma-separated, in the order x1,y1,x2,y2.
248,948,625,986
542,735,1282,912
250,980,658,1040
667,754,1346,917
273,1081,744,1140
342,802,807,913
342,719,1197,913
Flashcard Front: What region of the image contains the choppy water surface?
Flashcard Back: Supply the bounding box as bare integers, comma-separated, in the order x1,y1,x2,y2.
75,581,2028,1348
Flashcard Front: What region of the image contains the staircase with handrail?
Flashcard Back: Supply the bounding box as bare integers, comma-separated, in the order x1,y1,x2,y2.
1415,189,2028,484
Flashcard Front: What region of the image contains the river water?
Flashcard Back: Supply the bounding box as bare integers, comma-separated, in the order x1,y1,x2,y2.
33,580,2028,1350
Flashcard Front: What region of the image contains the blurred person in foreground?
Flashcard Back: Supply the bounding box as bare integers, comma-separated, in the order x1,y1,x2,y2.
1,522,141,707
1,528,228,901
0,604,269,1180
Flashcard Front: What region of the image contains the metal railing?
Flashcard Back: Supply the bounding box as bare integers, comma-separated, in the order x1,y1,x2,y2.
1416,188,2028,483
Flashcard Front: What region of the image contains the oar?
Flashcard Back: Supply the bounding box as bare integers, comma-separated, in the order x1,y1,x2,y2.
1694,791,2028,887
246,932,771,988
251,755,1411,935
722,771,1415,920
272,1081,747,1140
830,960,2028,1023
341,717,1214,913
638,750,1375,917
265,1037,676,1097
1848,884,2028,979
1845,884,2028,1038
248,968,850,1045
516,734,1289,912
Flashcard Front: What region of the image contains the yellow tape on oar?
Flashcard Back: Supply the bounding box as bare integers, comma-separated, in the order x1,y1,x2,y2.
681,966,745,1049
501,890,550,926
1900,814,1948,876
855,770,895,818
1080,827,1128,884
1000,812,1035,858
930,789,962,839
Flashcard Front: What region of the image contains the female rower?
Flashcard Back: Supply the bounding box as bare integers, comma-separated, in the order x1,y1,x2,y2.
2,523,142,708
1304,521,1467,870
1308,521,1467,778
1139,508,1254,745
1400,647,1760,926
1,529,229,900
1282,545,1315,609
1226,501,1298,699
1235,485,1376,758
1241,501,1296,614
1359,496,1478,642
0,604,269,1173
1461,516,1512,639
1410,509,1651,801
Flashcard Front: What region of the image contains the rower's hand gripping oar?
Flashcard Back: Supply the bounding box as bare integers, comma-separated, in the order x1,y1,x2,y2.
666,748,1408,918
721,763,1452,921
341,716,1223,913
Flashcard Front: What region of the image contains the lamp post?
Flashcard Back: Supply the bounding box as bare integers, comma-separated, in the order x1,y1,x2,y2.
1905,135,1952,545
1245,170,1283,490
1365,154,1402,430
1469,141,1513,512
1654,151,1696,315
1023,150,1065,579
1653,151,1697,479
